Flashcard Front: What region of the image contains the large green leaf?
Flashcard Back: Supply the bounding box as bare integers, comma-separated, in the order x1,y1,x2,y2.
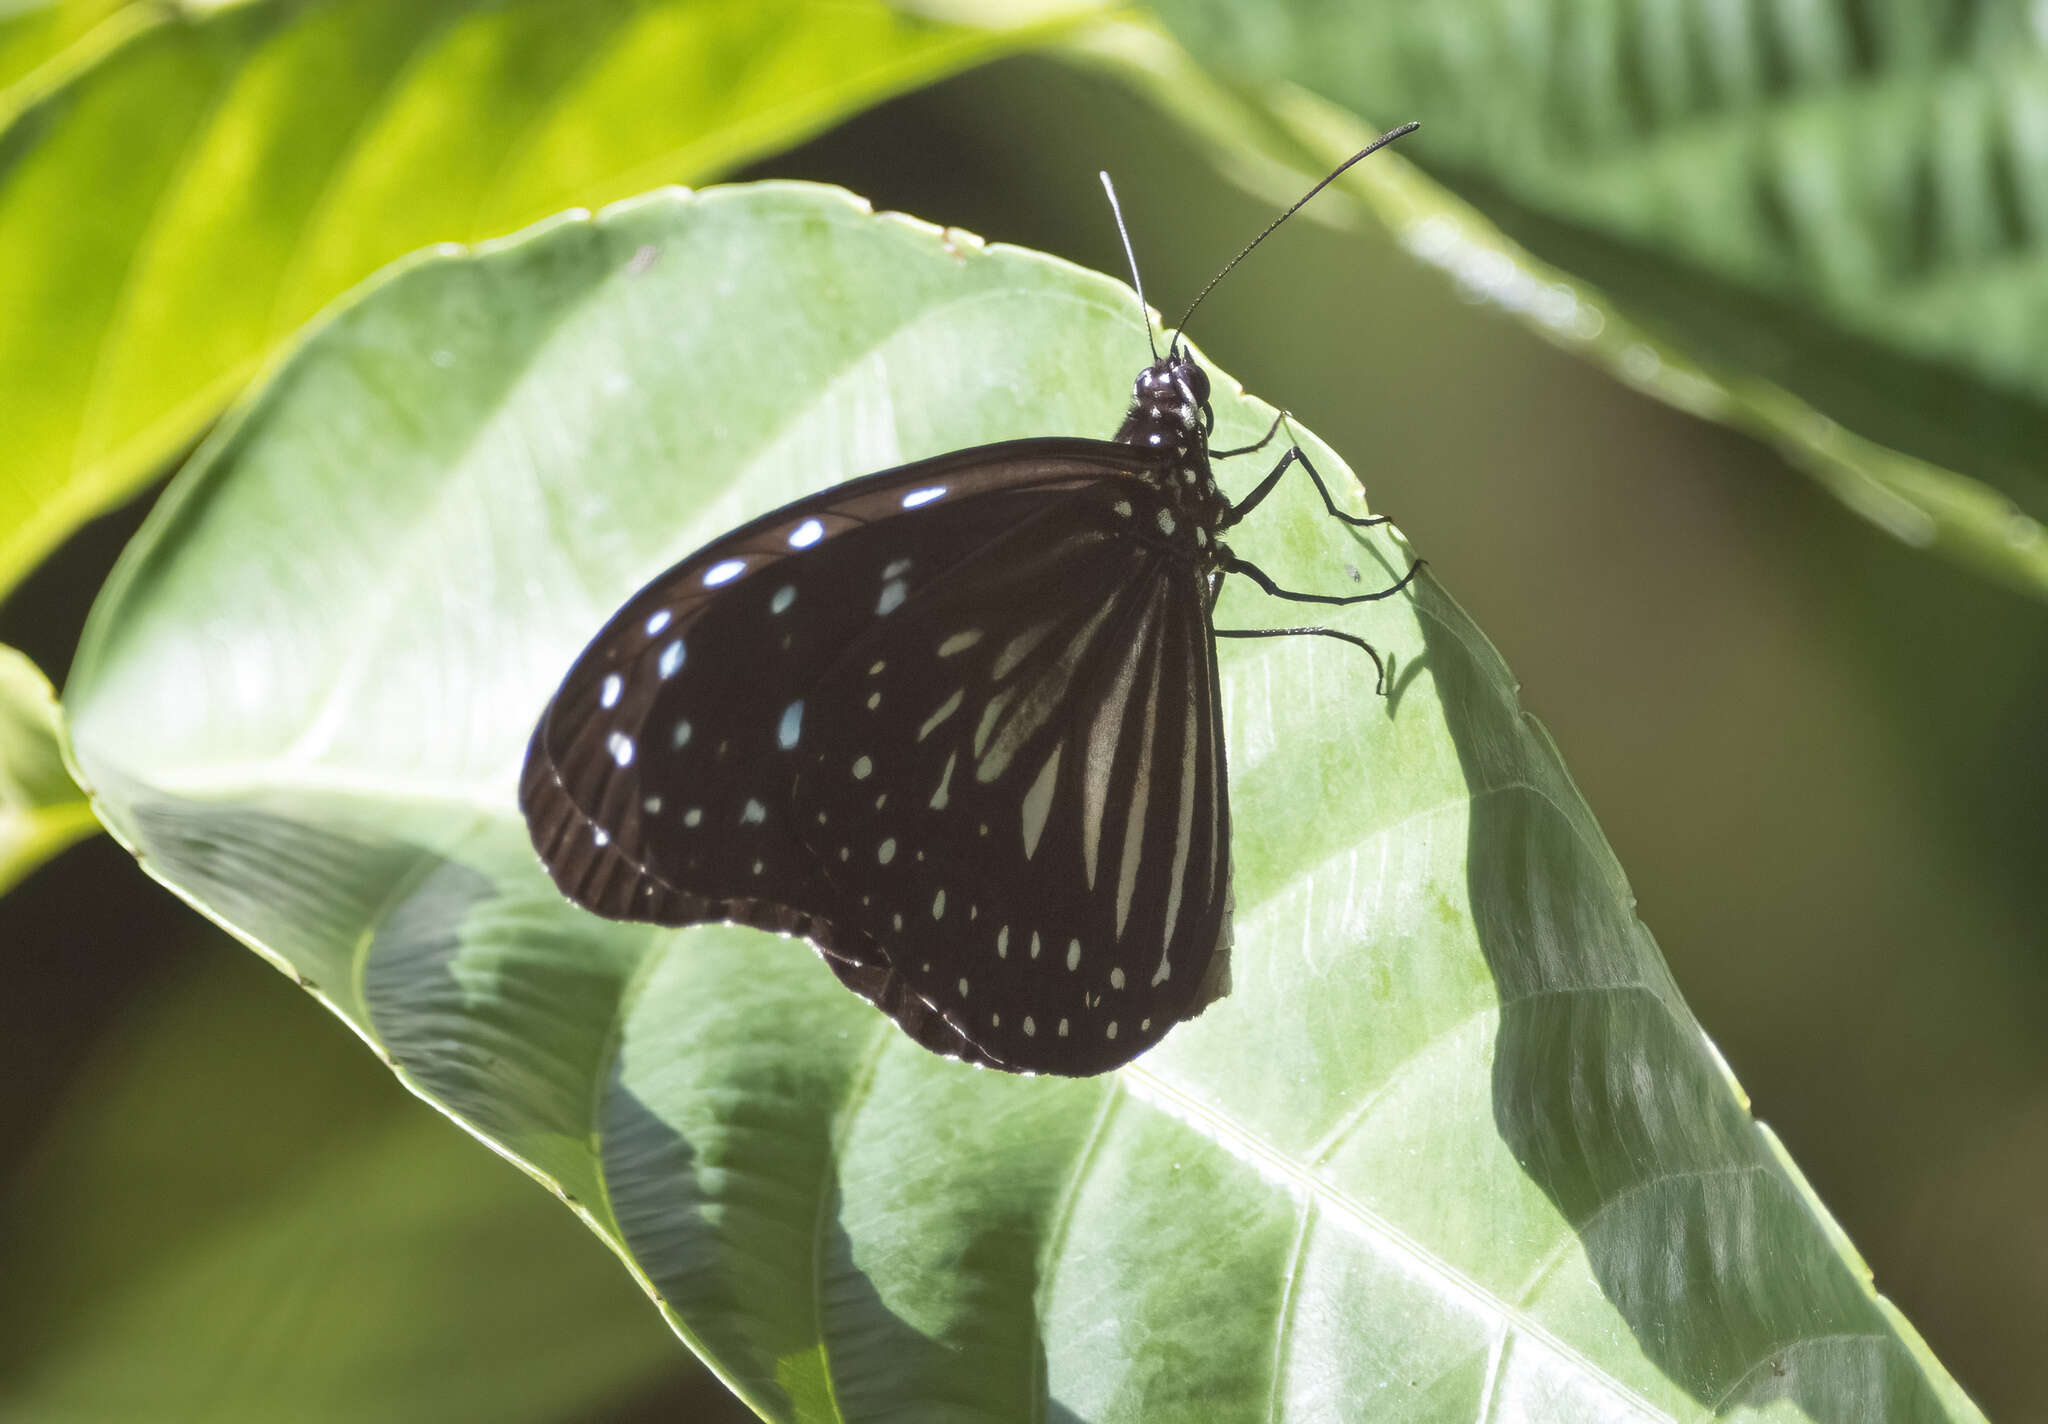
1129,3,2048,599
0,0,1083,599
0,644,94,895
65,183,1978,1420
0,940,739,1422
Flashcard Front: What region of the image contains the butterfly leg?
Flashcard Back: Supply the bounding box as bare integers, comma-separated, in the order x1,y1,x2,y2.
1216,626,1389,695
1210,410,1287,460
1221,551,1424,606
1223,441,1391,532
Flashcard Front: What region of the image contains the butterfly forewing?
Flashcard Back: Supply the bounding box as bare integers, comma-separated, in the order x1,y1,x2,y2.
520,441,1207,987
789,482,1232,1075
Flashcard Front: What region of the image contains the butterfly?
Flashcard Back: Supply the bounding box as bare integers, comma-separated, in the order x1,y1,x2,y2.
521,123,1422,1076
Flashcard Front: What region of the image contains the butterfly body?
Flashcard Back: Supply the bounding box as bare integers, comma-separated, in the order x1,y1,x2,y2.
523,352,1244,1076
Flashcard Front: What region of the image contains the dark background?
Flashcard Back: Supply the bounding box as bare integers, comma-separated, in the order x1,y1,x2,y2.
5,52,2041,1421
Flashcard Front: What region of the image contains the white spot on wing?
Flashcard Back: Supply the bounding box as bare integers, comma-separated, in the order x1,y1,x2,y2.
607,731,635,767
778,700,804,749
703,558,746,586
1066,938,1081,971
741,799,766,824
902,486,946,508
938,629,983,657
658,640,685,678
790,518,824,548
600,674,622,709
876,579,907,616
645,610,671,635
770,585,796,614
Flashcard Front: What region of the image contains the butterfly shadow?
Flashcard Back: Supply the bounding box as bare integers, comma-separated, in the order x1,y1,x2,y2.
1380,649,1429,720
1416,588,1941,1418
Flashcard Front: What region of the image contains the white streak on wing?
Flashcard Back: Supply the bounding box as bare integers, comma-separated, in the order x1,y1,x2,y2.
1020,744,1063,860
1084,590,1155,893
1158,617,1201,986
992,620,1057,681
919,689,964,741
976,594,1122,785
972,684,1022,759
1115,627,1164,940
929,749,958,810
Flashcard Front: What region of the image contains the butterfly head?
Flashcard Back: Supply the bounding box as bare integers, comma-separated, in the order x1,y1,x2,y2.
1131,349,1214,440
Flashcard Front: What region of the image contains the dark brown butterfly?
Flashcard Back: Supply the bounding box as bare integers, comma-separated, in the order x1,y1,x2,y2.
521,124,1421,1075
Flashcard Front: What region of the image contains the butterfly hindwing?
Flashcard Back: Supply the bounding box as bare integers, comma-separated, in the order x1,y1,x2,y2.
789,481,1233,1075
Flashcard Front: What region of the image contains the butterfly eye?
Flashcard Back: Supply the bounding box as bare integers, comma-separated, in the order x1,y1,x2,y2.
1181,362,1210,405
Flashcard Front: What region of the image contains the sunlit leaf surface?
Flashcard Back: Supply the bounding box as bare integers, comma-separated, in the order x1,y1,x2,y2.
0,0,1079,597
66,183,1979,1421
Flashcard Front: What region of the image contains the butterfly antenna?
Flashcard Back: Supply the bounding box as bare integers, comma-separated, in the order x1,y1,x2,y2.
1099,170,1161,363
1172,121,1420,352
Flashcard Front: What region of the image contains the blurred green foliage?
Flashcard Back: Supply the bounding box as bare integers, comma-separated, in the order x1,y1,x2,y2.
1126,3,2048,597
2,2,2042,1421
0,645,93,895
0,932,750,1422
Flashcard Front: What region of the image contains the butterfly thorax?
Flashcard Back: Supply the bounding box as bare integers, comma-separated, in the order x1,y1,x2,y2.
1115,353,1232,566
